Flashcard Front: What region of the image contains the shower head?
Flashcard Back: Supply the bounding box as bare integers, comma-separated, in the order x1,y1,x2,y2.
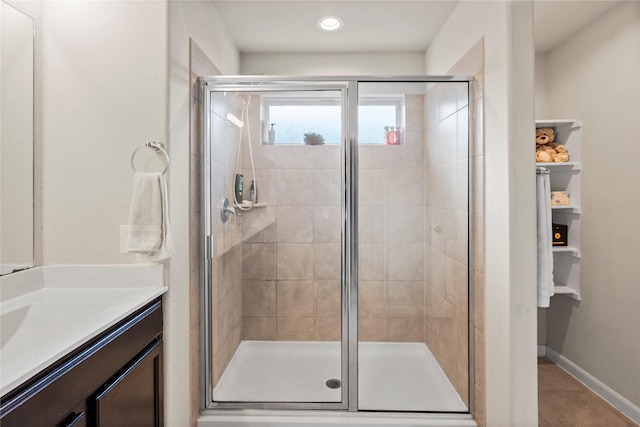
226,113,244,128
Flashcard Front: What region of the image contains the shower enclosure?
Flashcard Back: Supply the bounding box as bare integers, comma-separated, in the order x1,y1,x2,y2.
199,76,473,415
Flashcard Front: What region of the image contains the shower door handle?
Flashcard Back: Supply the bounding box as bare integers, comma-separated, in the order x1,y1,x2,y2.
205,235,214,260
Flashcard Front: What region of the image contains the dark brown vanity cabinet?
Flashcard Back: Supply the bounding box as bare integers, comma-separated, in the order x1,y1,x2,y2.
0,299,163,427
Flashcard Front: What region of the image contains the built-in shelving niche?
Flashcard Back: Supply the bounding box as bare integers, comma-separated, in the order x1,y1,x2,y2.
537,119,582,301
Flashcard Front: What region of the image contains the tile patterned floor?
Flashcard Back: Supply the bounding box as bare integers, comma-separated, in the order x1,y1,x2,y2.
538,358,638,427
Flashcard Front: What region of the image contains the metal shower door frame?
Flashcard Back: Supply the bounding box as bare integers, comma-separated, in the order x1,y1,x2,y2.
198,75,475,415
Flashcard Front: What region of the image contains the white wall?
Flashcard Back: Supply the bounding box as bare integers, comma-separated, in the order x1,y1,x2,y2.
168,2,239,425
1,2,34,268
534,53,549,120
41,0,168,264
541,1,640,409
426,1,537,425
241,52,424,75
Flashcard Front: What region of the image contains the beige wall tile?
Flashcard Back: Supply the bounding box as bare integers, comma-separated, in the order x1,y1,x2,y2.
243,222,276,244
474,385,486,427
277,205,314,242
386,243,424,281
385,205,424,244
313,243,341,281
242,242,276,280
316,280,341,318
359,243,385,281
314,169,341,206
314,206,341,243
384,168,424,206
274,146,314,169
389,281,424,317
456,107,470,162
405,94,425,132
276,169,313,205
277,317,315,341
474,271,485,333
359,206,385,243
277,281,315,317
243,280,276,317
243,317,277,341
315,317,341,341
313,144,340,169
359,280,388,318
389,317,423,342
277,243,313,280
359,317,389,342
359,168,386,206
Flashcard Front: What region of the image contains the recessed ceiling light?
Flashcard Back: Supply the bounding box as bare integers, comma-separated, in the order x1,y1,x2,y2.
317,16,343,32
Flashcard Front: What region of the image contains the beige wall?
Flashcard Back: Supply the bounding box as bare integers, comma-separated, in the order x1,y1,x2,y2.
241,52,425,75
426,1,537,426
41,0,168,264
540,1,640,409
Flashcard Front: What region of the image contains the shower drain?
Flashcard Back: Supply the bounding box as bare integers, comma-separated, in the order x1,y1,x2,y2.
325,379,341,389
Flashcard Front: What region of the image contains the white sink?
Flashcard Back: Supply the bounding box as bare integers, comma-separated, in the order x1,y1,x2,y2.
0,265,167,397
1,302,113,360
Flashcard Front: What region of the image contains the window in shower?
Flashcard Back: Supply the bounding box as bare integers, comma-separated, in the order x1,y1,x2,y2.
261,94,403,144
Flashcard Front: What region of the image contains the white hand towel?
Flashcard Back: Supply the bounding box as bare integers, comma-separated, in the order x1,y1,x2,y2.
536,170,554,307
126,172,175,261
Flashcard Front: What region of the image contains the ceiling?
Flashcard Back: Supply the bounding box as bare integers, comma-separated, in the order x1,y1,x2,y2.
210,0,624,54
533,0,622,53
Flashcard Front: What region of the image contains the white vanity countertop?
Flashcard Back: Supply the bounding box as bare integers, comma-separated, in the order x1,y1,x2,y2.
0,265,168,397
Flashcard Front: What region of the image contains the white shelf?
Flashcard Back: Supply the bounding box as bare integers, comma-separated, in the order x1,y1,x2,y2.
554,285,580,300
537,119,582,301
553,246,580,257
551,205,581,214
536,161,581,170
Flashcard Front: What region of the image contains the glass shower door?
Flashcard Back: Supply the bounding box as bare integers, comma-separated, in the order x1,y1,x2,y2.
356,81,471,412
201,82,349,409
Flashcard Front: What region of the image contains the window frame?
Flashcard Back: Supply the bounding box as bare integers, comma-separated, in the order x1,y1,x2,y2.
261,93,405,145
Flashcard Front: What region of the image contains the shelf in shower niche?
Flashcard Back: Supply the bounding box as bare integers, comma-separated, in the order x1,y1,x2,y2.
234,202,267,208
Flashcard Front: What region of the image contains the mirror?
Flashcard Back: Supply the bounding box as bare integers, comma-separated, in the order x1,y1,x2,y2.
1,1,35,275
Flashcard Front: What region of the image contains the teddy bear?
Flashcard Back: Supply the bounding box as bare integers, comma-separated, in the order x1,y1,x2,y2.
536,127,569,162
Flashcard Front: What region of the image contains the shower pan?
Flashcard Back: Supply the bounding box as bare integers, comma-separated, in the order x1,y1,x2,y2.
199,76,474,420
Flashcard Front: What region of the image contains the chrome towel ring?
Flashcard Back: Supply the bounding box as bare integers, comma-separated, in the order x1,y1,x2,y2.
130,140,169,175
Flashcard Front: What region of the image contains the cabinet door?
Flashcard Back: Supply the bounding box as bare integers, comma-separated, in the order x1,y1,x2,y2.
56,402,87,427
94,341,163,427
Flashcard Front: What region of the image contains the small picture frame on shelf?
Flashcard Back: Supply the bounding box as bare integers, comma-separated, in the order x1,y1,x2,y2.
550,191,571,206
552,223,568,246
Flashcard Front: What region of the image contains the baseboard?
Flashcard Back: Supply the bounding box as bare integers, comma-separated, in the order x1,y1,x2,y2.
545,347,640,425
537,345,546,357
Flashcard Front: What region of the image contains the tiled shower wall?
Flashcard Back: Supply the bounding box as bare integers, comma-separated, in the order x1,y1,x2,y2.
239,93,429,342
239,96,343,341
424,81,471,405
423,41,485,422
190,42,244,398
357,94,427,341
